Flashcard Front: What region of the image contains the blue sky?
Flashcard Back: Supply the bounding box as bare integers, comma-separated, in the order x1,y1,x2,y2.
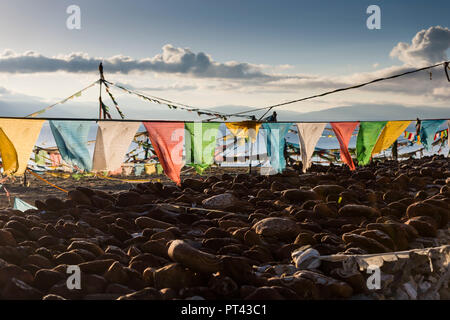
2,0,449,71
0,0,449,120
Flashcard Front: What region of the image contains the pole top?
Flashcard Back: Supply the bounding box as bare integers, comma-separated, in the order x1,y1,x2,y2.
99,62,104,80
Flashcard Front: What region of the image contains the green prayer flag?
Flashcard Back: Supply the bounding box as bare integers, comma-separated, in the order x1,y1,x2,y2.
185,123,221,174
356,121,387,166
35,149,48,166
187,163,211,174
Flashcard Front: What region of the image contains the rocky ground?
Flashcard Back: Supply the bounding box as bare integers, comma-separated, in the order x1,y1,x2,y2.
0,156,449,300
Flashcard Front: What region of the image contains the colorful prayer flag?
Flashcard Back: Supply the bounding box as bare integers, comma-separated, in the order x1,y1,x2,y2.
372,121,411,155
226,121,262,146
185,123,221,174
262,123,292,173
92,121,140,172
296,123,326,173
143,122,185,185
331,122,359,170
356,121,387,165
419,120,446,151
49,121,92,171
0,119,45,175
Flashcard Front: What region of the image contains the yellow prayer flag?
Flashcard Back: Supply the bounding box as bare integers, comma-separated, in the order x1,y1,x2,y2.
0,119,45,175
371,120,411,155
0,128,18,174
225,121,262,145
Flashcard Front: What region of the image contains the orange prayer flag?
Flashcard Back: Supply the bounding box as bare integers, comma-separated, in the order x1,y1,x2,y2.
143,122,185,185
331,122,359,171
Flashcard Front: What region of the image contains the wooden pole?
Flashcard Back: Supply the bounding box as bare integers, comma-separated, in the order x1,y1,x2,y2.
392,140,398,161
99,80,102,119
98,62,104,120
248,140,254,174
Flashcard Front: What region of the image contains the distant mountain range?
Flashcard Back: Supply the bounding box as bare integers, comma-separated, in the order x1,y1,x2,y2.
208,104,450,122
1,94,449,122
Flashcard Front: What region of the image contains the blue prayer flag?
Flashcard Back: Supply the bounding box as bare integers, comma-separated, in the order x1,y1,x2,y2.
49,121,92,171
14,197,37,212
419,120,446,151
262,123,292,173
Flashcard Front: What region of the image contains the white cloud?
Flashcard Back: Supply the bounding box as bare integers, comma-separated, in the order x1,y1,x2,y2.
432,86,450,100
0,45,270,79
0,25,449,118
390,26,450,65
0,86,10,94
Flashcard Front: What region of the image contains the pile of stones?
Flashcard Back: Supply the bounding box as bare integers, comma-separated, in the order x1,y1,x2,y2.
0,155,448,299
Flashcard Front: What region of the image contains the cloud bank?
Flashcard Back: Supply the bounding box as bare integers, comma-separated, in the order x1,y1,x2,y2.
0,45,269,79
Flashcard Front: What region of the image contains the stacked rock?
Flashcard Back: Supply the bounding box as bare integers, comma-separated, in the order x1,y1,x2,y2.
0,155,448,299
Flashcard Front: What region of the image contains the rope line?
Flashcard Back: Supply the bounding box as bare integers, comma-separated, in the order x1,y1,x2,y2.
16,61,450,122
26,81,99,118
95,173,161,183
26,169,69,193
207,61,450,120
105,80,252,120
1,116,449,123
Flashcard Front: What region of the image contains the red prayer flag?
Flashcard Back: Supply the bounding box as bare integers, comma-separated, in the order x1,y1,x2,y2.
143,122,185,185
109,166,123,176
331,122,359,171
49,153,62,167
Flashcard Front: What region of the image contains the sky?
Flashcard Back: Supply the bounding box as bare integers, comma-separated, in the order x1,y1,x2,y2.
0,0,449,121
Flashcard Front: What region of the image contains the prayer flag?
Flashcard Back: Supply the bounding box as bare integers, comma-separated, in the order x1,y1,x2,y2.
356,121,387,165
0,119,44,175
49,121,92,171
92,121,140,172
262,123,292,173
419,120,446,151
331,122,359,170
185,123,221,174
296,123,326,172
143,122,184,185
372,121,411,155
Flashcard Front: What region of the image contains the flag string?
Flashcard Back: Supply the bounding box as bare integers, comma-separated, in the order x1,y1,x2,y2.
26,81,99,118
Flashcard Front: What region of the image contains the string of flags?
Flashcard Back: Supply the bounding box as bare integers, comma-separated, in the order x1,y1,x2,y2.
0,60,444,191
105,80,252,121
103,81,125,119
1,118,448,186
24,78,245,121
403,128,448,143
434,128,448,141
26,81,99,118
404,131,416,142
99,97,113,119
